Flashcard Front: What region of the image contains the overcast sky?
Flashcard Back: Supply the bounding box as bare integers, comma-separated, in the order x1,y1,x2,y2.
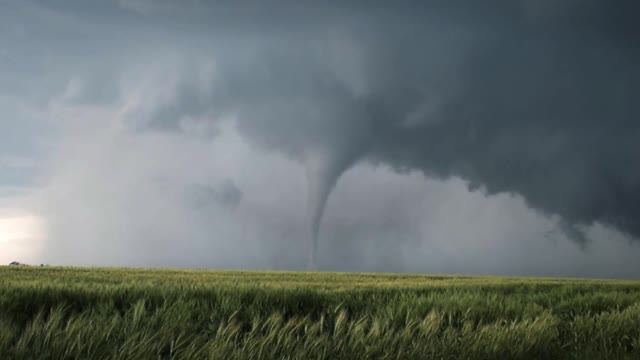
1,0,639,278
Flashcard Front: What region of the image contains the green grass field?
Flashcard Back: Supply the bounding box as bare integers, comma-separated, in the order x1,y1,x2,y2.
1,267,639,359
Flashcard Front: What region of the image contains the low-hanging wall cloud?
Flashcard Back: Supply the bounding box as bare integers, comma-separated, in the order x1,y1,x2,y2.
123,1,640,264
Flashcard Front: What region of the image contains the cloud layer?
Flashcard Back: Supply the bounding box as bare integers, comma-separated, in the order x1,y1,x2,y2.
119,0,640,244
1,0,639,276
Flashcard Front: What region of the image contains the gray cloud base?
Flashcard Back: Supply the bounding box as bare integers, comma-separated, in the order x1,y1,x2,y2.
115,0,640,243
2,0,640,275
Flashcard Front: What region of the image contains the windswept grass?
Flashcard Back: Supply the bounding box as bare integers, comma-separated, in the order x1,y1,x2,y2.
1,267,639,359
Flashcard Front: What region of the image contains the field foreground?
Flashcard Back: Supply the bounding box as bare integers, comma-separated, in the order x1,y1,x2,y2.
0,267,639,359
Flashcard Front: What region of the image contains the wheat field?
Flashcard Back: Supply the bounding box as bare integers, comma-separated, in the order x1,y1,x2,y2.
0,266,639,359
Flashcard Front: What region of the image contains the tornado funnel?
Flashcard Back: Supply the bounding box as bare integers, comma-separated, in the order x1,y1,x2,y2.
304,148,355,270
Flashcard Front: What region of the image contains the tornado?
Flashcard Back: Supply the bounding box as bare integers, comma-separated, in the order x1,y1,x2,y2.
303,146,358,270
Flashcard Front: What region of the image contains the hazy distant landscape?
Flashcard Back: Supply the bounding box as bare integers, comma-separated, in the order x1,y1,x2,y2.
1,266,639,359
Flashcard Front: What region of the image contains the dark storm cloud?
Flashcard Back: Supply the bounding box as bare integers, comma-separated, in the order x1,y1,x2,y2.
110,0,640,244
5,0,640,273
